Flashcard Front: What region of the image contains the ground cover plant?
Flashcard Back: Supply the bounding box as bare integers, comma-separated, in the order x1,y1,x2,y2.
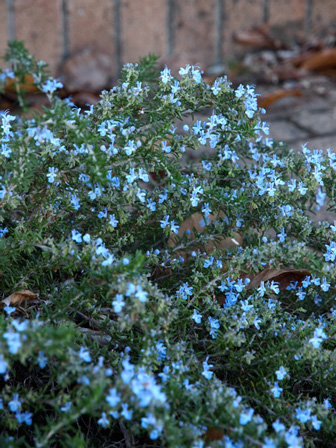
1,41,336,447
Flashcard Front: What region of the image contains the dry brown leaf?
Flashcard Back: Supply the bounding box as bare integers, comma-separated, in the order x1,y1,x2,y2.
204,427,225,442
4,74,38,94
168,212,242,256
258,89,302,109
271,65,308,82
2,289,38,307
247,267,310,291
234,24,281,49
300,48,336,71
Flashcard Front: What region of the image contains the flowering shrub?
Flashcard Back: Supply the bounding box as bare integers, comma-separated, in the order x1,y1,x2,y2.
1,41,336,447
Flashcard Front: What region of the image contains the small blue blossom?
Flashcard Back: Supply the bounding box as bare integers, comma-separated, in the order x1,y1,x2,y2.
160,66,173,84
112,294,125,313
191,309,202,323
71,229,82,243
309,328,327,348
275,366,288,381
202,357,214,380
60,402,72,412
15,411,32,426
0,355,8,374
79,347,91,363
277,228,287,242
106,388,121,407
272,419,286,433
37,351,48,369
8,394,21,412
311,415,322,430
295,407,311,423
46,167,58,184
160,215,170,229
109,214,119,228
98,412,110,428
208,317,220,339
239,408,254,425
42,79,63,93
121,403,133,420
270,381,283,398
161,141,171,153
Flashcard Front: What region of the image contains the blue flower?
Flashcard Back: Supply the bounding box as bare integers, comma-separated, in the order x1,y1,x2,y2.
46,167,58,184
309,328,327,348
272,419,286,433
270,381,282,398
42,79,63,94
109,214,118,228
8,394,21,412
170,220,179,234
135,285,148,303
160,215,170,229
106,388,120,407
208,317,220,339
79,347,91,363
147,198,156,212
161,141,171,153
71,229,82,243
112,294,125,313
277,228,287,243
202,357,214,380
121,403,133,420
311,415,321,430
275,366,288,381
37,351,48,369
98,412,109,428
60,402,72,412
15,411,32,426
0,355,8,374
191,309,202,323
160,66,173,84
239,408,254,425
295,407,311,423
3,331,21,354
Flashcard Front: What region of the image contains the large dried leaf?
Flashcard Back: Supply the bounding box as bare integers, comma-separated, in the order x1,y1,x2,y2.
2,289,38,307
258,89,302,109
204,427,225,442
168,212,242,255
300,48,336,71
247,267,310,291
4,73,38,94
234,24,281,50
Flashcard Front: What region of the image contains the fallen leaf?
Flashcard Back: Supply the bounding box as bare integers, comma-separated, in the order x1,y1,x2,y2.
168,212,242,255
271,65,308,82
300,48,336,71
258,89,302,109
71,91,100,108
204,427,225,442
4,73,38,94
234,24,282,50
2,289,38,307
247,267,310,291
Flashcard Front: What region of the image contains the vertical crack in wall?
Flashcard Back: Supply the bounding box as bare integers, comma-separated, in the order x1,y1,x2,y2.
305,0,313,36
215,0,223,65
7,0,15,41
114,0,122,76
61,0,70,61
167,0,175,57
262,0,269,23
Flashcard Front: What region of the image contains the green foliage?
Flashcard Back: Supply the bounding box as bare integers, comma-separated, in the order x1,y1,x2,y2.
0,42,336,447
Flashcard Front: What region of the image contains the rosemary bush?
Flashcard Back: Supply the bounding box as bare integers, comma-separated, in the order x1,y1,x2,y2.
0,42,336,448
